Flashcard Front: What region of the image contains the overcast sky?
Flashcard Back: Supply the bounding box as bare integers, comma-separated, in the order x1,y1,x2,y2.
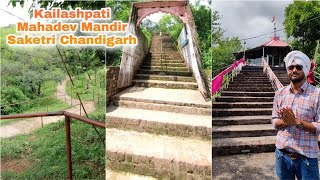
212,0,293,49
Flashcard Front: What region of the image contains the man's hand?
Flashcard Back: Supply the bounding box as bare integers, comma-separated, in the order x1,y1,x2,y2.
279,107,299,126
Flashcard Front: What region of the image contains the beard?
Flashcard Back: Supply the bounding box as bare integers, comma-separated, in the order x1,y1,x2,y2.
289,72,305,83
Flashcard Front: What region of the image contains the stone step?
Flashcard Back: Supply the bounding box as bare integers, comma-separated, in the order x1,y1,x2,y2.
225,87,274,92
212,102,273,109
212,136,276,156
147,58,184,62
106,129,211,179
227,84,272,88
112,100,211,115
212,115,271,126
228,83,272,87
239,70,264,73
215,96,274,102
242,67,263,70
237,73,266,76
142,62,186,67
150,48,176,51
231,80,272,84
106,107,211,140
229,80,271,85
133,80,198,90
212,124,275,138
220,91,275,97
212,108,272,116
235,76,269,79
149,54,181,58
137,69,192,76
140,66,188,72
106,169,157,180
111,87,211,109
135,74,195,83
232,79,271,82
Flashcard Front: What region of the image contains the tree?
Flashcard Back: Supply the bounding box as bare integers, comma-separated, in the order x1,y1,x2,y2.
284,1,320,57
159,14,184,40
211,9,243,77
1,86,30,115
212,37,242,77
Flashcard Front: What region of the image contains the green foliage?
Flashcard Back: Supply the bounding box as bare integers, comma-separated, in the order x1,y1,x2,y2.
140,19,160,47
159,14,184,41
191,4,212,70
66,67,106,101
1,86,30,115
284,1,320,57
212,37,242,77
1,113,105,179
211,9,242,77
63,48,105,75
107,48,122,66
0,81,70,120
106,1,131,22
1,25,66,97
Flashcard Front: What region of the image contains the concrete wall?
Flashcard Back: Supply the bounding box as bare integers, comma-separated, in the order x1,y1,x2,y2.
177,4,211,99
117,7,149,88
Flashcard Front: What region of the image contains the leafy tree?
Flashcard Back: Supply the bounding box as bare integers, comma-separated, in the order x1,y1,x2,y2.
141,19,160,33
1,86,30,115
284,1,320,57
212,10,224,46
158,14,184,41
212,37,242,77
191,3,212,70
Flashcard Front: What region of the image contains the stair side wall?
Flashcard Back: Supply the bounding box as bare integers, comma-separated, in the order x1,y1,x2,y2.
117,6,149,88
178,4,211,99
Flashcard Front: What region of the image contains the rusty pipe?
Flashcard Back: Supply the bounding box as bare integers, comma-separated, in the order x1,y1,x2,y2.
0,111,64,119
65,116,72,180
64,112,105,129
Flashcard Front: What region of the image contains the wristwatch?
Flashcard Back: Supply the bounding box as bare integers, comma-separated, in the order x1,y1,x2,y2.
296,122,304,130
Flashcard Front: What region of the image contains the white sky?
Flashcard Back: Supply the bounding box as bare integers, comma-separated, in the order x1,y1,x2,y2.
0,0,35,27
212,0,293,48
0,0,210,27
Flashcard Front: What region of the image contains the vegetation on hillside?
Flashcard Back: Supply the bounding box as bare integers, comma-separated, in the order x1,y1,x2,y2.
1,110,105,179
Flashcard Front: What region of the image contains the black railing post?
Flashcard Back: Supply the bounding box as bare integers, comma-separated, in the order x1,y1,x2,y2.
65,116,72,180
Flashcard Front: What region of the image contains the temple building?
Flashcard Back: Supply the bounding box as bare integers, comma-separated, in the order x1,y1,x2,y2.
234,36,291,67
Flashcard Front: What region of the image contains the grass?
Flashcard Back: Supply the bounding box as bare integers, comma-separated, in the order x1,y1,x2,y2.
1,81,70,125
66,68,106,101
1,110,105,179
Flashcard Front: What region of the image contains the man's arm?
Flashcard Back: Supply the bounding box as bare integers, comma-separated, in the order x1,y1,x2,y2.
271,90,286,129
282,108,317,134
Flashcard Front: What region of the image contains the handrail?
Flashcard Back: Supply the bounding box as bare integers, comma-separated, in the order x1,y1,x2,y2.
212,58,246,99
315,71,320,85
261,57,284,91
0,111,105,180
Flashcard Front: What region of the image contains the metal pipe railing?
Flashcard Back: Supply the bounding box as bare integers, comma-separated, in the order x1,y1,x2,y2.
212,61,245,100
0,111,105,180
261,57,284,91
315,71,320,85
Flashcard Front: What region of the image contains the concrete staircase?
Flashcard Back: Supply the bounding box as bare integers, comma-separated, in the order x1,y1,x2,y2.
133,35,198,90
106,34,211,179
212,66,276,156
271,67,290,86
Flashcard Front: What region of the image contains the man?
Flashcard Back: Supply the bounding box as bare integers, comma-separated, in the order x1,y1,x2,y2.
271,51,320,180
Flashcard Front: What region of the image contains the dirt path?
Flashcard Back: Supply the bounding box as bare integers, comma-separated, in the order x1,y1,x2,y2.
0,77,96,138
